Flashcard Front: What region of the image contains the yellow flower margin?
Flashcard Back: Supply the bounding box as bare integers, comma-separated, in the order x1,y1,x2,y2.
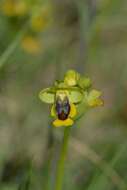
51,103,77,127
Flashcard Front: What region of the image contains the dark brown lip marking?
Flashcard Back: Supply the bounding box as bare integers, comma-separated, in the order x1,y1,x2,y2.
55,96,70,120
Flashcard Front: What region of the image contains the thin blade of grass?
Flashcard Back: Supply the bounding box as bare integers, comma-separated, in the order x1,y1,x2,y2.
70,138,127,190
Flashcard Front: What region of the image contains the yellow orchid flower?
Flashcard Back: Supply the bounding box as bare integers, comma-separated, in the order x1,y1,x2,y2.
39,70,103,127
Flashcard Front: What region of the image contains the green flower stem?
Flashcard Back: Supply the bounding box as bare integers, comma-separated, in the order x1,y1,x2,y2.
54,127,71,190
0,24,27,69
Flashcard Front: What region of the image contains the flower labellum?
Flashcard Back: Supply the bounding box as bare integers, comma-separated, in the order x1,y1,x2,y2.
51,90,77,127
56,96,70,120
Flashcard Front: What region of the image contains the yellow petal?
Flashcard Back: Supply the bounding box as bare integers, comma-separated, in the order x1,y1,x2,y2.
86,89,103,107
69,103,77,118
51,105,56,117
53,118,74,127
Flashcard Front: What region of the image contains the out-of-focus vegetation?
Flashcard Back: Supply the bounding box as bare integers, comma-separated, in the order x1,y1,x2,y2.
0,0,127,190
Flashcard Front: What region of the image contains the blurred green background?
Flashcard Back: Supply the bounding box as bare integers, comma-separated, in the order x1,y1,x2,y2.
0,0,127,189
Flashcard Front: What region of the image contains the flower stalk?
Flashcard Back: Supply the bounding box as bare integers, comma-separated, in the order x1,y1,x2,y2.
54,127,71,190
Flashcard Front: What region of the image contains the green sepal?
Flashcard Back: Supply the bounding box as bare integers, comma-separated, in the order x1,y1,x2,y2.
39,86,84,104
39,88,55,103
67,88,84,103
78,77,92,89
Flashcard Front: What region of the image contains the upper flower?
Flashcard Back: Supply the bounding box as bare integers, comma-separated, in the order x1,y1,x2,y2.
39,70,103,127
1,0,28,17
21,35,41,55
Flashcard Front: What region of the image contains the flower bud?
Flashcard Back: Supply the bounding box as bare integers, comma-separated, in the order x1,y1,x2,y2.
64,70,80,86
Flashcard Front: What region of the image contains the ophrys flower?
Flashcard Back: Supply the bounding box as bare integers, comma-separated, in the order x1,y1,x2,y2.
39,70,103,127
